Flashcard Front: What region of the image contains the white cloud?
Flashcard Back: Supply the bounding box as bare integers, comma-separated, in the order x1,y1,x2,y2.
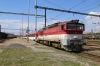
96,26,100,32
35,20,61,30
0,19,34,29
0,19,62,35
96,26,100,29
0,24,9,28
50,20,61,24
85,11,100,33
85,12,100,24
0,19,21,23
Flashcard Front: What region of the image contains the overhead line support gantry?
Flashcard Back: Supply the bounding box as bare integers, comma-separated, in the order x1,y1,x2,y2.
35,5,100,17
35,5,100,28
0,11,44,17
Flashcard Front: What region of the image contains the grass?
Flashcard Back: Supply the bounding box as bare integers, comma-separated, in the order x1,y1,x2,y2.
88,40,100,42
0,48,82,66
84,39,100,42
0,45,99,66
77,55,98,66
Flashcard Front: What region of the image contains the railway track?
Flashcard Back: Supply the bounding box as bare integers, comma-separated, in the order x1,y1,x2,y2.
0,39,5,43
78,51,100,62
38,41,100,62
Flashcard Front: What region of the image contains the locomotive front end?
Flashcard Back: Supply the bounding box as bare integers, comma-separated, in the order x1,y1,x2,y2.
60,20,86,52
66,36,85,52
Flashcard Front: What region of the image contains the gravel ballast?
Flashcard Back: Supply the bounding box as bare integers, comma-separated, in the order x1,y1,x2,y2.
4,43,27,49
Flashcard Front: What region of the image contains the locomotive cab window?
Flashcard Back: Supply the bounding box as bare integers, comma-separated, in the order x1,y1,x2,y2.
77,24,84,30
61,25,64,30
68,24,76,29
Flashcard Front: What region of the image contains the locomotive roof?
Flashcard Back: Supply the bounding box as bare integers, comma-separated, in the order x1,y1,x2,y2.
39,20,83,31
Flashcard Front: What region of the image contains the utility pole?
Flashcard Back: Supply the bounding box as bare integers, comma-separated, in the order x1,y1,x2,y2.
0,25,1,32
35,0,37,43
27,0,30,42
35,0,37,33
22,15,24,39
45,9,46,27
20,25,21,38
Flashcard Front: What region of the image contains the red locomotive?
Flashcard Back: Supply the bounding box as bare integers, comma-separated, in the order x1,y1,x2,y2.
29,20,86,52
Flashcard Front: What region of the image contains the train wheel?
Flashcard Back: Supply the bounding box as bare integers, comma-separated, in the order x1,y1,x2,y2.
37,40,40,43
75,45,81,52
58,44,61,49
42,41,44,44
46,41,49,46
40,41,42,44
64,47,70,51
79,45,83,51
49,41,52,47
58,42,61,49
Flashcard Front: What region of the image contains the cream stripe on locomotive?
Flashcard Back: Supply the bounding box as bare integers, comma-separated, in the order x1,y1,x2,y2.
38,34,82,44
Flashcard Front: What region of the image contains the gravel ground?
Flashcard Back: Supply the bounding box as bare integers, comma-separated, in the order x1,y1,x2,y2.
1,38,36,45
4,43,27,49
27,46,55,52
50,53,89,66
0,49,3,53
0,38,97,66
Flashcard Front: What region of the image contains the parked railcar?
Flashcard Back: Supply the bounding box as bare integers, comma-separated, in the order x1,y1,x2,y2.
0,32,8,39
7,33,16,38
28,33,36,41
0,32,8,42
23,33,36,41
36,20,86,52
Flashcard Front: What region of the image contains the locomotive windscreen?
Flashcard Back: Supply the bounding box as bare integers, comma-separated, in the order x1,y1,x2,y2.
68,24,84,30
77,24,84,30
68,24,76,29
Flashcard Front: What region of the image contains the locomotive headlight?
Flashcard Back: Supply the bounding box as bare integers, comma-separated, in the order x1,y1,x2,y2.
73,36,78,39
81,43,83,44
67,39,70,42
80,39,83,42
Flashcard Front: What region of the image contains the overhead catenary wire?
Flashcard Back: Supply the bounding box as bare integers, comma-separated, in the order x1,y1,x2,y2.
35,5,100,17
44,0,87,20
44,0,68,9
1,28,32,31
44,0,69,15
0,11,44,17
58,0,69,6
79,5,99,12
53,0,87,19
69,0,87,10
52,0,100,19
76,0,100,11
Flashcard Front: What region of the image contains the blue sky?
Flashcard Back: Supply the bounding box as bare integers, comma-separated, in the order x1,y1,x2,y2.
0,0,100,35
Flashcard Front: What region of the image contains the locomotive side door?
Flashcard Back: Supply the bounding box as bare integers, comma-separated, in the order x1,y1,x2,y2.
58,24,67,48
